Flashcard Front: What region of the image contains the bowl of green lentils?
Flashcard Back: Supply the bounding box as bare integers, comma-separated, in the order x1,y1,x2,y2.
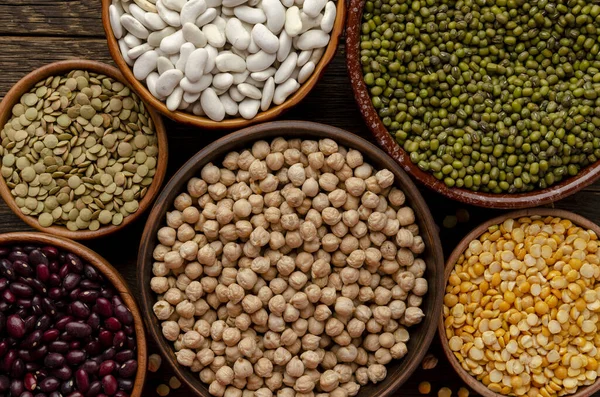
0,60,168,239
346,0,600,208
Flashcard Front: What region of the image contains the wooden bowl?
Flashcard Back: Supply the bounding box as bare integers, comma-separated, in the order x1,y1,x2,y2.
439,208,600,397
345,0,600,209
0,231,147,396
101,0,346,130
0,60,168,240
138,120,445,397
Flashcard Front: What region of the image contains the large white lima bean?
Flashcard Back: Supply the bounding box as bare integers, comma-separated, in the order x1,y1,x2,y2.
109,0,338,121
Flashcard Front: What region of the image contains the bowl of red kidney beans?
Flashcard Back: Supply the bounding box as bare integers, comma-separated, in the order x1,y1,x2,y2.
0,232,147,397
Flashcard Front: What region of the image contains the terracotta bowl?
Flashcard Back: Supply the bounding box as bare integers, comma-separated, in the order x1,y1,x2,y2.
0,60,168,240
138,120,445,397
0,231,147,396
101,0,346,130
345,0,600,209
439,208,600,397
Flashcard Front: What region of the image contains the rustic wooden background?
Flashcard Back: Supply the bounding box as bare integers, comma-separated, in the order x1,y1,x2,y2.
1,1,600,396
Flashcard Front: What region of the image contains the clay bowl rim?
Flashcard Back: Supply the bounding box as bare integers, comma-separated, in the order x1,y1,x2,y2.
0,231,147,396
100,0,347,130
0,59,169,240
438,208,600,397
344,0,600,209
137,120,445,397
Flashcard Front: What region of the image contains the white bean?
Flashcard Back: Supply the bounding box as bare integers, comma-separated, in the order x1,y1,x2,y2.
274,52,297,84
206,0,223,7
203,24,226,47
262,0,286,33
213,16,227,32
296,29,329,50
215,53,247,73
192,101,206,115
284,6,302,37
128,4,148,27
213,73,234,90
183,91,201,103
133,50,159,80
201,88,226,121
273,78,299,104
128,43,153,60
180,0,208,25
219,93,239,116
277,30,292,62
134,0,157,13
229,86,245,102
109,5,124,39
157,56,175,74
185,48,209,82
148,27,176,47
178,98,190,110
225,18,251,50
156,69,184,96
302,0,327,18
232,70,250,84
144,13,167,30
320,1,336,33
222,0,248,7
297,49,311,66
244,76,264,88
118,39,135,66
251,24,279,54
234,6,266,24
239,98,261,119
247,37,260,54
222,6,235,16
166,86,184,111
246,50,276,72
182,23,208,47
310,46,325,63
123,34,142,48
163,0,186,11
146,72,165,100
260,77,275,111
159,29,185,54
298,61,315,83
120,14,150,39
204,45,218,74
195,8,218,27
237,83,262,99
281,0,294,6
176,42,196,71
169,53,180,66
250,67,276,81
181,74,213,93
156,0,181,26
300,12,323,33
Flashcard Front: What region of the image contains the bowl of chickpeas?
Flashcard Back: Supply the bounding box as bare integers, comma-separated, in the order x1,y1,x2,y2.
440,208,600,397
137,120,444,397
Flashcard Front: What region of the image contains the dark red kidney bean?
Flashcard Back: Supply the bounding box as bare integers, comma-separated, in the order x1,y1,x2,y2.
94,298,113,318
13,260,34,277
86,380,102,397
80,290,100,303
17,298,33,308
28,278,47,295
99,330,113,347
118,360,138,378
0,259,15,280
10,379,24,396
0,311,4,333
25,362,40,372
111,295,124,308
36,263,50,284
0,375,9,392
50,392,63,397
61,379,75,395
80,280,101,290
3,350,17,371
69,288,82,301
76,368,90,393
48,287,62,299
48,260,60,273
113,305,133,325
65,253,84,273
0,300,9,311
87,312,101,330
48,274,61,287
81,360,99,375
20,392,35,397
49,341,69,354
40,377,61,392
114,392,128,397
0,341,7,357
85,340,102,356
18,348,33,361
99,360,117,377
29,249,49,266
59,264,69,279
63,273,81,290
55,316,73,331
71,301,91,319
104,318,121,332
101,347,116,361
44,352,65,368
1,288,16,303
66,350,87,365
70,341,81,350
122,325,134,336
114,349,133,364
43,328,60,342
125,336,134,350
24,373,37,391
30,345,48,361
52,365,73,381
117,378,133,391
83,265,100,282
0,277,8,290
42,297,58,316
36,368,49,378
0,247,9,256
66,322,92,338
7,314,26,338
100,288,114,299
113,331,126,349
22,245,37,253
24,315,37,333
42,246,59,259
66,392,84,397
35,314,52,331
21,329,43,349
10,282,33,297
10,358,25,378
9,250,28,261
101,375,117,396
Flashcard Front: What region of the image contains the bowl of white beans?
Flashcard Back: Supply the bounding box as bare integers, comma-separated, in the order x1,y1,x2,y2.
101,0,345,129
137,120,444,397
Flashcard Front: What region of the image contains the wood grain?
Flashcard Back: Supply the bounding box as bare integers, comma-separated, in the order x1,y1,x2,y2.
1,2,600,396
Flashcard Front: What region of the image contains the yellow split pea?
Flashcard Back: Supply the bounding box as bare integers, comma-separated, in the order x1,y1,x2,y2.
443,215,600,397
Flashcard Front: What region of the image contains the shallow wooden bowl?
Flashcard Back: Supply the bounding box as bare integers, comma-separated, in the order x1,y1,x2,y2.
345,0,600,209
0,231,147,396
0,60,168,240
138,120,445,397
101,0,346,130
439,208,600,397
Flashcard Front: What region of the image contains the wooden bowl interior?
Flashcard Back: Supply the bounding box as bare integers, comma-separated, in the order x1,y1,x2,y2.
345,0,600,209
138,120,445,397
0,232,147,396
0,60,168,240
438,208,600,397
101,0,346,130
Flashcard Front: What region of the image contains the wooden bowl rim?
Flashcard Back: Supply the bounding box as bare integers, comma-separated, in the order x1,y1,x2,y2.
101,0,347,130
344,0,600,209
438,208,600,397
0,231,147,396
0,59,169,240
137,120,445,397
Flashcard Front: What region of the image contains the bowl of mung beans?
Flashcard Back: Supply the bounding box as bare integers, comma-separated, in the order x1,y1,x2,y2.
346,0,600,208
0,60,168,240
440,208,600,397
137,120,445,397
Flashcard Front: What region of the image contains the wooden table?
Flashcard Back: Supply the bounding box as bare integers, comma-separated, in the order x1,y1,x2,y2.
2,1,600,396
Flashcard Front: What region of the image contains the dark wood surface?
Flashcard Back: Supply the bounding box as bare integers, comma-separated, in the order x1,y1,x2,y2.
1,1,600,396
